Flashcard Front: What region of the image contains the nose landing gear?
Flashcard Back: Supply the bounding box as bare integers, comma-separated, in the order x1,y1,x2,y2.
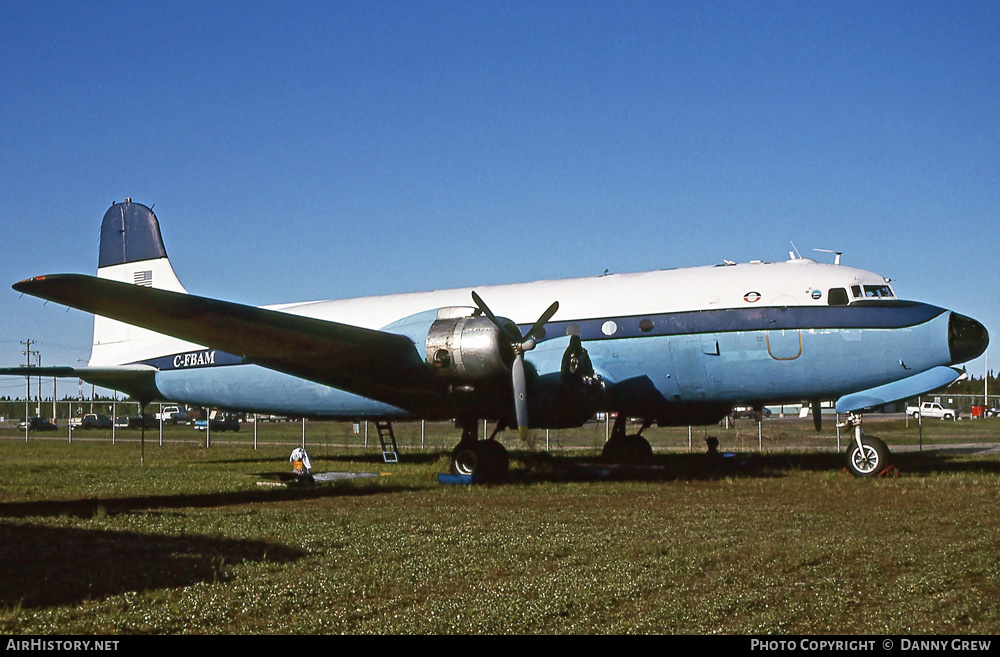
839,414,892,477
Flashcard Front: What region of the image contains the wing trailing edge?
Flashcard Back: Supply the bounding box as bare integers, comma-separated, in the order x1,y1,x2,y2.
12,274,443,410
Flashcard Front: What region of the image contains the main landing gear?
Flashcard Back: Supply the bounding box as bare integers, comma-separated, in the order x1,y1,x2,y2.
450,421,510,481
601,415,653,465
839,414,892,477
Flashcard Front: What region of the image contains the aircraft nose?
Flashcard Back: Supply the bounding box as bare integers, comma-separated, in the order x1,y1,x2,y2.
949,312,989,365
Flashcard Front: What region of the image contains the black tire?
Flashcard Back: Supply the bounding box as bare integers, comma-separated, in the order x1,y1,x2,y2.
480,439,510,476
451,444,479,476
450,440,509,480
845,436,891,477
602,434,653,465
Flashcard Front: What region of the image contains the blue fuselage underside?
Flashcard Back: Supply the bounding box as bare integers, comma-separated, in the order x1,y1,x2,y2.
147,302,952,420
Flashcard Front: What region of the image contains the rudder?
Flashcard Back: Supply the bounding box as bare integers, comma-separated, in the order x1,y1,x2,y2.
91,199,193,366
97,199,186,292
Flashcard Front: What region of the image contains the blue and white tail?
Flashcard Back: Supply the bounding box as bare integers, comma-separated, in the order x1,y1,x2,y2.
90,199,193,366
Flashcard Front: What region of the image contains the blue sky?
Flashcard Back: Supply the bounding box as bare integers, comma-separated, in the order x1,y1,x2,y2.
1,1,997,399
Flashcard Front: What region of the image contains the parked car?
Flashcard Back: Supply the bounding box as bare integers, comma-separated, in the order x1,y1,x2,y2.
80,413,113,430
114,416,129,428
731,405,772,420
194,412,241,432
128,413,157,430
16,417,58,431
985,407,1000,418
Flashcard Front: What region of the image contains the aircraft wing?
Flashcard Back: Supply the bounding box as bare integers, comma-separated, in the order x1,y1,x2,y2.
10,274,443,409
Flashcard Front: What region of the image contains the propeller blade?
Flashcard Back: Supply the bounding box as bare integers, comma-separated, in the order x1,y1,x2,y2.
525,301,559,341
512,353,529,439
471,291,559,441
472,290,522,342
812,399,822,432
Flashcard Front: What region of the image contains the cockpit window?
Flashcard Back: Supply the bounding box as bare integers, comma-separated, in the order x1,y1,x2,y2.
863,285,894,298
828,288,849,306
851,285,862,298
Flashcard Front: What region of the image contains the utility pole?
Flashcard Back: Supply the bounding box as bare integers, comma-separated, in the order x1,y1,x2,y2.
20,339,37,439
19,339,38,414
19,339,36,399
35,353,42,416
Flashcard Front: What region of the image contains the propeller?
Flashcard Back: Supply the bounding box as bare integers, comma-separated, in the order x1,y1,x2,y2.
472,291,559,439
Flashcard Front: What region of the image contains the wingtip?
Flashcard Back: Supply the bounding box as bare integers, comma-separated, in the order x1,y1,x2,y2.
13,276,42,293
13,274,78,292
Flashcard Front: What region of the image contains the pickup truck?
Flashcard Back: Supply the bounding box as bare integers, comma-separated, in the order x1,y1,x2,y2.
906,402,958,420
155,405,187,424
80,413,113,430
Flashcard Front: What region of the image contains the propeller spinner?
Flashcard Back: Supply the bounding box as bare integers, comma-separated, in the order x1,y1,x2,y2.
471,291,559,439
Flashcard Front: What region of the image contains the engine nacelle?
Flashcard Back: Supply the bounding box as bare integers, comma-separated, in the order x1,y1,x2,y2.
426,314,513,381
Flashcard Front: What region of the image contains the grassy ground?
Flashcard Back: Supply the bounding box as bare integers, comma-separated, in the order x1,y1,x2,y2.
1,419,999,634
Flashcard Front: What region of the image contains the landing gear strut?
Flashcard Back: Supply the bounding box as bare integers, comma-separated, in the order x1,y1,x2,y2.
450,420,510,481
602,415,653,464
839,414,892,477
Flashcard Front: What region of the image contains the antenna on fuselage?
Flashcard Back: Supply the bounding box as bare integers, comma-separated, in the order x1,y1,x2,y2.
788,241,802,260
813,248,842,265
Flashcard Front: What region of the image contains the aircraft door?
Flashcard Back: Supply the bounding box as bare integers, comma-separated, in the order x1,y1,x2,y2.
766,330,803,361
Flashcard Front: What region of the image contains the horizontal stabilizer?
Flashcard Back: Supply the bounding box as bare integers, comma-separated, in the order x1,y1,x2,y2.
835,366,964,413
11,274,439,410
0,365,160,402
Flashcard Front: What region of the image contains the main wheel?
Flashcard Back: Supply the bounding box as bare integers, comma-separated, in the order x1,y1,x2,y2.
602,434,653,465
845,436,890,477
450,439,509,480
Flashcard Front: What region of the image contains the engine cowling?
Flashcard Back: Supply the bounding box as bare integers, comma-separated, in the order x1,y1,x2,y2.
425,315,514,381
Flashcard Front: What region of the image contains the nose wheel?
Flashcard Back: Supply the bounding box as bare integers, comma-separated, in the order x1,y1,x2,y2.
840,415,892,477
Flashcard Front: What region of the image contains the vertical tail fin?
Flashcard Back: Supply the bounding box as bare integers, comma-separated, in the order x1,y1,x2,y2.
96,199,186,292
91,200,193,365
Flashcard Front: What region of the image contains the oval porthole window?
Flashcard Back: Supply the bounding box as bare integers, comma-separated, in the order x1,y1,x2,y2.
566,323,580,336
601,320,618,336
639,318,654,332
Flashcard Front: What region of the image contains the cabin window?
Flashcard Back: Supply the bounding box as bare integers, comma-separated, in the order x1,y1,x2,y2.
863,285,894,298
639,318,654,332
851,285,862,298
828,288,849,306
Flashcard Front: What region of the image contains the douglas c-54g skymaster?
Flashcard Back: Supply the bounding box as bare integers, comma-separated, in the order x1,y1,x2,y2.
1,200,988,478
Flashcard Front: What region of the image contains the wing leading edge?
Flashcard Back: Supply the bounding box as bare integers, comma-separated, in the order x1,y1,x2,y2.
12,274,443,411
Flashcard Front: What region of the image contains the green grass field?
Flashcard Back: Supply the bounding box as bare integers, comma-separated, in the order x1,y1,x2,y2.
1,418,999,634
